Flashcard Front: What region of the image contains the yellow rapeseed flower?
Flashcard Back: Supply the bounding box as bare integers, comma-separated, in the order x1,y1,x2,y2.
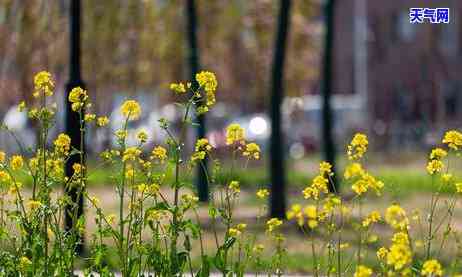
319,161,333,176
120,100,141,121
226,123,245,145
169,82,186,94
377,247,388,260
386,243,412,271
426,159,443,175
353,265,373,277
256,188,269,199
68,87,88,111
429,148,447,160
137,130,148,143
19,256,32,271
421,259,443,276
362,210,381,227
385,204,409,230
54,133,71,155
151,146,167,162
243,142,261,160
27,200,42,210
97,116,109,127
229,180,240,194
442,130,462,150
10,155,23,170
347,133,368,160
33,71,54,97
0,151,5,163
266,218,283,233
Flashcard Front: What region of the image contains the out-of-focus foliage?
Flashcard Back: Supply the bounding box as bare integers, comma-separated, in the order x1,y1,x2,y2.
0,0,321,113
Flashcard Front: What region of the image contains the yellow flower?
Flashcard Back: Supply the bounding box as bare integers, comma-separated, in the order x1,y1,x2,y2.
340,243,350,249
0,170,11,183
229,180,240,194
442,173,453,183
33,71,54,97
319,161,333,176
10,155,23,170
430,148,447,160
90,196,100,206
137,130,148,143
228,228,241,237
54,133,71,155
442,130,462,150
377,247,388,260
312,175,329,194
226,123,245,145
426,159,443,175
243,142,261,160
19,256,32,271
362,210,381,227
196,71,217,92
106,214,116,225
72,163,83,174
147,183,160,195
354,265,373,277
302,186,319,200
0,151,6,163
137,183,147,193
196,71,217,107
195,138,212,152
266,218,283,233
27,200,42,210
236,223,247,231
256,188,269,199
115,130,128,140
84,113,96,122
391,232,409,245
192,138,212,162
18,101,26,112
385,204,409,230
68,87,88,111
97,116,109,127
421,259,443,276
456,182,462,193
151,146,167,162
386,243,412,271
181,193,199,207
286,204,304,226
304,205,317,219
120,100,141,120
347,133,368,160
352,179,368,196
169,82,186,94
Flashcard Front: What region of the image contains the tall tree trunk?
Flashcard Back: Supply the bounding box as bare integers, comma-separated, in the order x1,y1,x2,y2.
65,0,85,254
186,0,208,202
270,0,292,219
321,0,338,192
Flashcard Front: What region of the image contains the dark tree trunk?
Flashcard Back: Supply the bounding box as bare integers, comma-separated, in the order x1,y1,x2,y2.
186,0,208,202
269,0,292,219
64,0,85,254
321,0,338,192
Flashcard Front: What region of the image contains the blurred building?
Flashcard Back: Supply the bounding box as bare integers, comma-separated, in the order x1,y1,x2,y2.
333,0,462,148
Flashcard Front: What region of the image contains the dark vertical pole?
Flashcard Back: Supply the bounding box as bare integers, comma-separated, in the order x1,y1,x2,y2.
186,0,208,202
270,0,292,219
321,0,337,192
65,0,85,253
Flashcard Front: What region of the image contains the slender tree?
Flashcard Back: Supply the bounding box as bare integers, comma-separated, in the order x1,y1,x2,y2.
64,0,85,253
270,0,292,218
186,0,208,202
321,0,337,192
